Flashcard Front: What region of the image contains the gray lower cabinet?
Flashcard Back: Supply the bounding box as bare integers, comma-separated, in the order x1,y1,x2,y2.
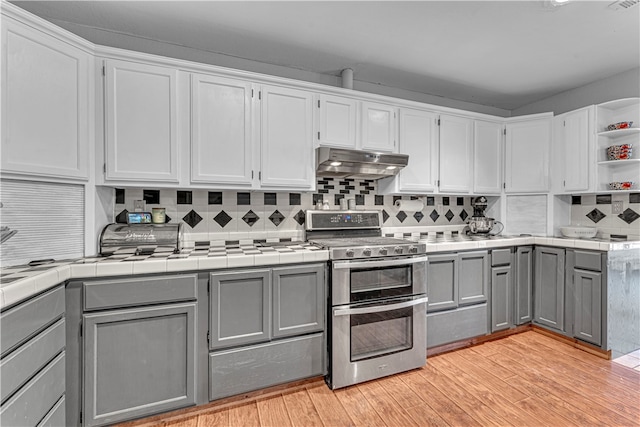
0,285,65,427
491,250,513,332
515,246,533,325
571,249,605,347
427,251,489,348
534,246,565,332
208,263,326,401
209,269,271,349
83,302,197,427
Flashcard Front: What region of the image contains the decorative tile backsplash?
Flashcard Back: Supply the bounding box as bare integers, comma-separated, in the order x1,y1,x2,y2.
113,178,473,241
571,193,640,239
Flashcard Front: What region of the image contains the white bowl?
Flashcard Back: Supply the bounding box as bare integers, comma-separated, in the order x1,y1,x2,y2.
560,226,597,239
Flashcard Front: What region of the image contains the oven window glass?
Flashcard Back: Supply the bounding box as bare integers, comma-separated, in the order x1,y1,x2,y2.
350,266,412,302
350,306,413,361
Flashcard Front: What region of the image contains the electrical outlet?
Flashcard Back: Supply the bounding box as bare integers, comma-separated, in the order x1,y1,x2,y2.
134,200,145,212
612,201,623,214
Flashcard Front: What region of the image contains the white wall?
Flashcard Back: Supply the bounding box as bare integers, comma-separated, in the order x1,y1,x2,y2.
512,67,640,116
37,20,511,117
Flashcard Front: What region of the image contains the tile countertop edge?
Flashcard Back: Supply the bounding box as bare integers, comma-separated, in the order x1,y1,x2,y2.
1,237,638,310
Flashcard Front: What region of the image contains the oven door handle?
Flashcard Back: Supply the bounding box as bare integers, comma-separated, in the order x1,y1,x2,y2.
333,296,429,316
333,254,428,270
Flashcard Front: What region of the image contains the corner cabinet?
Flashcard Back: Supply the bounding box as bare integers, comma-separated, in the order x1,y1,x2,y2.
555,106,594,193
103,59,180,183
259,85,315,189
504,115,552,193
438,114,473,193
595,98,640,193
378,108,439,194
1,14,90,181
190,73,255,186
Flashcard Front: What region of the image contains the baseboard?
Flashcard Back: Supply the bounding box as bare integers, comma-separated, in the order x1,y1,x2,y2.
531,325,611,359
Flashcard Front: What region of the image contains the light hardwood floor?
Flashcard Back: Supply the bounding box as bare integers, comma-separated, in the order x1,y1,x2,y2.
120,331,640,427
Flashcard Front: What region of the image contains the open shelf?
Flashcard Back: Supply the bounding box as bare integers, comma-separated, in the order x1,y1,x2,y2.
597,128,639,138
597,159,640,166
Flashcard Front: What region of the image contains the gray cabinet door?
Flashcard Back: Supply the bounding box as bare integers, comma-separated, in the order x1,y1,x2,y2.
574,269,602,346
83,303,197,427
458,251,489,306
534,246,565,331
272,264,325,338
515,246,533,325
209,269,271,349
491,265,512,332
426,254,458,312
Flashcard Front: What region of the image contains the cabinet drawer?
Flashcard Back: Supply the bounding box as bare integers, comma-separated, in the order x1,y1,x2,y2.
84,274,197,310
1,318,65,403
209,333,325,401
491,249,511,266
427,304,488,348
1,285,64,357
38,395,65,427
0,351,65,427
574,250,602,272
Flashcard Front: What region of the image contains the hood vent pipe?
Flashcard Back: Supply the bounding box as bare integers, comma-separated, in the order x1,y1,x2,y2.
341,68,354,89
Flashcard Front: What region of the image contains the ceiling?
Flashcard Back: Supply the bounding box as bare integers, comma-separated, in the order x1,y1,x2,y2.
10,0,640,111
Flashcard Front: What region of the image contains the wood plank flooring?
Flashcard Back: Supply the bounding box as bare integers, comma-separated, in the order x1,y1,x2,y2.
119,331,640,427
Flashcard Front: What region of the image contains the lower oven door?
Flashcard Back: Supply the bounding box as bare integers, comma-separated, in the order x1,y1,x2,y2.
329,294,428,389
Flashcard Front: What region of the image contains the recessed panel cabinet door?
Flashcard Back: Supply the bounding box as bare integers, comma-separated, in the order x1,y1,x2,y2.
559,107,591,193
505,118,551,193
1,17,89,180
361,101,397,152
534,246,565,331
260,86,314,189
191,74,254,185
574,269,602,346
317,94,357,148
491,265,512,332
458,250,489,306
83,303,197,427
397,108,439,193
515,246,533,325
426,254,458,312
209,269,271,349
104,59,179,182
474,120,503,194
439,114,473,193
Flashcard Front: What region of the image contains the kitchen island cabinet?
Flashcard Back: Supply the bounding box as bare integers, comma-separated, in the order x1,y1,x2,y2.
0,285,66,427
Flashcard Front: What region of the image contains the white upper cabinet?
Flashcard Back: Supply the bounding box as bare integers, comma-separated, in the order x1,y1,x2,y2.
473,120,503,194
316,94,357,149
361,101,397,152
438,114,473,193
504,116,551,193
104,59,179,183
259,85,314,189
555,106,593,194
191,73,254,186
1,15,90,180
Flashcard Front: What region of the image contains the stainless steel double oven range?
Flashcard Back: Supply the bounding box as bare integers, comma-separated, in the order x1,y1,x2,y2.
306,210,428,389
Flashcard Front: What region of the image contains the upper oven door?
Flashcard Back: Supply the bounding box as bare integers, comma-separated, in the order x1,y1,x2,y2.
331,255,427,306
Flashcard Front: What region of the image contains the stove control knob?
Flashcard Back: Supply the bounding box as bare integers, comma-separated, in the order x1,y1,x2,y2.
378,248,388,256
394,246,403,254
408,246,418,254
362,247,372,256
345,249,355,258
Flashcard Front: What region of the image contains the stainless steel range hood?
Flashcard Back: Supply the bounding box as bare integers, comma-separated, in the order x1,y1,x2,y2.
316,147,408,179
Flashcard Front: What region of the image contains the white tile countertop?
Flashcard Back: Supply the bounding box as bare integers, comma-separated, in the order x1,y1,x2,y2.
1,236,639,311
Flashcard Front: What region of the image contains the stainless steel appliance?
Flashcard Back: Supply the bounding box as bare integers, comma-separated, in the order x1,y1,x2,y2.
99,223,183,256
315,147,409,179
466,196,504,235
306,210,428,389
